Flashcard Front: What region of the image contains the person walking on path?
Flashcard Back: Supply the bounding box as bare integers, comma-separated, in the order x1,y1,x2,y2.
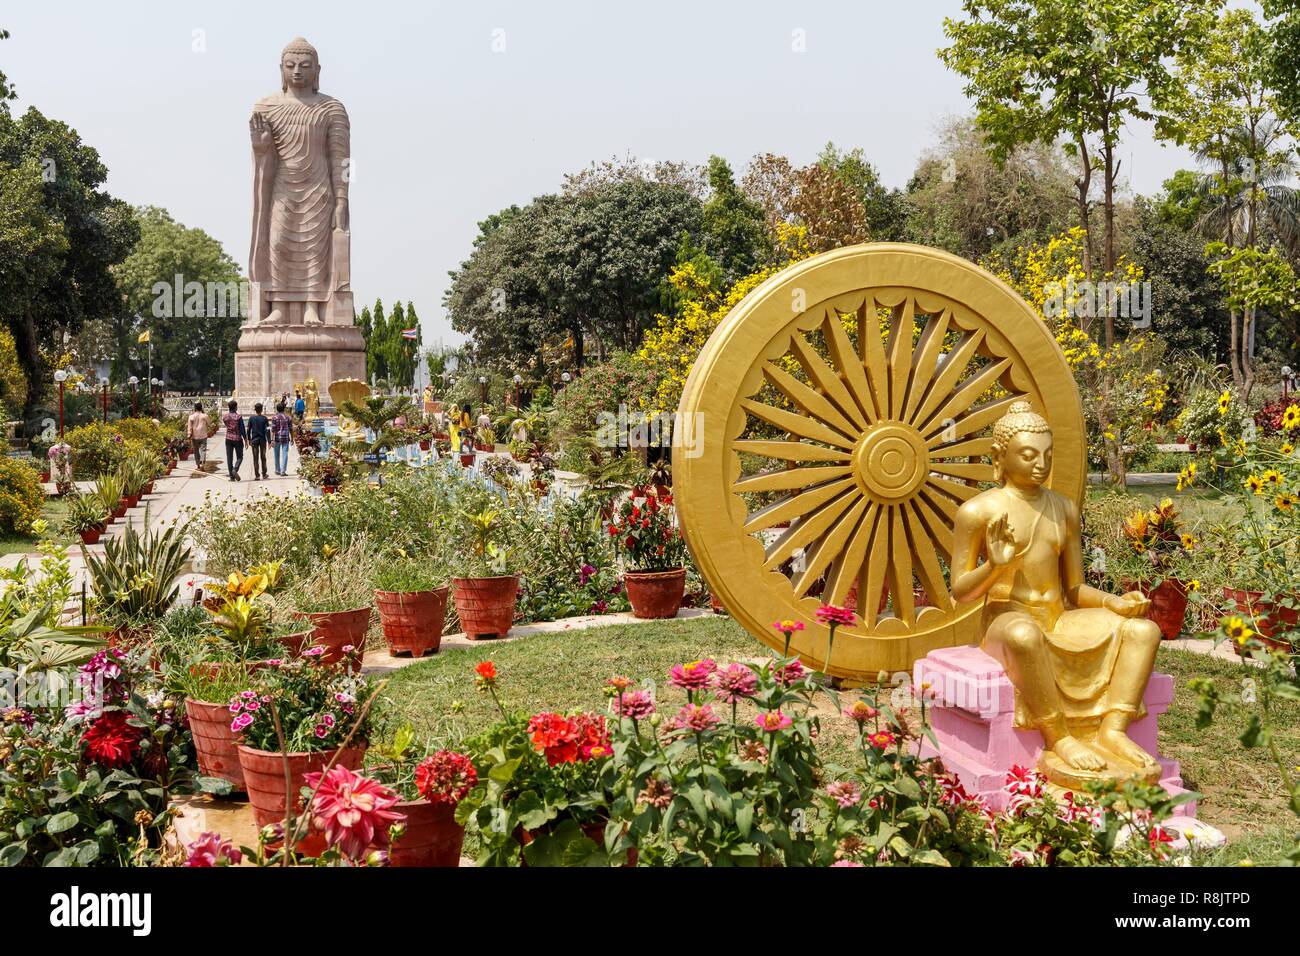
248,402,271,480
294,391,306,423
222,400,247,481
186,401,211,468
271,401,293,477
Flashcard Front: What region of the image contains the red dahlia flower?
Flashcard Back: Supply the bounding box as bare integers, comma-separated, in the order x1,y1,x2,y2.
80,710,144,769
303,765,406,861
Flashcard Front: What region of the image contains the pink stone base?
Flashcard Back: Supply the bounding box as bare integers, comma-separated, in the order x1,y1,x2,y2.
914,645,1194,815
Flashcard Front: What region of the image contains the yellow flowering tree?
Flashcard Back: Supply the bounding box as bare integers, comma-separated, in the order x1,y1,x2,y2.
987,228,1165,484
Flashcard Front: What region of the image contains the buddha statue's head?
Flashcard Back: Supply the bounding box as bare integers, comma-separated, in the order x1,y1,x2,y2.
281,37,321,93
990,401,1053,489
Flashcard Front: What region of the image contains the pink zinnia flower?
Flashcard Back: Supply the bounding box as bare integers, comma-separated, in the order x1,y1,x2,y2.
672,703,720,732
755,710,793,732
772,619,806,634
831,859,865,867
184,831,242,867
815,603,857,627
615,689,656,720
825,779,862,808
302,765,406,861
669,659,717,691
844,701,878,723
712,663,757,702
773,659,806,686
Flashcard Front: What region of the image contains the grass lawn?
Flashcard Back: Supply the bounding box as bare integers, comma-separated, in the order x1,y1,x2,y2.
0,496,73,558
380,614,1297,863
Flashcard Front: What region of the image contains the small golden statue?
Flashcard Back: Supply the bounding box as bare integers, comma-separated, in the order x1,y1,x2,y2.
303,378,320,419
328,378,370,444
950,401,1162,788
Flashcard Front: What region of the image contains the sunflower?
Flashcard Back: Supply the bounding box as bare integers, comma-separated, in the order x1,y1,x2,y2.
1244,474,1264,495
1223,616,1254,645
1187,579,1200,593
1283,404,1300,430
1282,442,1295,456
1217,390,1232,416
1262,469,1283,486
1180,533,1196,550
1277,492,1298,512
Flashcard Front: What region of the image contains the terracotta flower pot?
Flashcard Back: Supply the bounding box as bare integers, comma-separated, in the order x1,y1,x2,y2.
418,439,431,451
322,484,338,495
77,526,102,545
458,453,476,468
123,493,140,509
142,482,155,496
40,471,49,483
112,501,128,519
375,587,447,657
1140,579,1189,640
451,575,519,639
624,567,686,619
186,699,246,791
389,800,465,867
295,608,371,669
237,743,367,855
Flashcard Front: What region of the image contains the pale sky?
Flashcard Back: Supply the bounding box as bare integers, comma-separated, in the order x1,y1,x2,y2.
3,0,1214,344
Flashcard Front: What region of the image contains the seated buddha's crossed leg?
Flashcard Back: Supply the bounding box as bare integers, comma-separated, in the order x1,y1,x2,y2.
983,612,1107,772
1096,618,1162,770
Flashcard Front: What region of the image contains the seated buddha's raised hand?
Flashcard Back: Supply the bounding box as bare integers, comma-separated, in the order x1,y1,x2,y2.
984,513,1017,567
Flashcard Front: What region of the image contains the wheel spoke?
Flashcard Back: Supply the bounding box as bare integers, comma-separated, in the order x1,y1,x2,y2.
821,310,877,424
905,501,954,610
792,497,868,598
917,357,1013,439
926,474,981,503
762,489,860,570
929,436,994,459
740,398,857,450
913,490,955,560
733,440,851,463
742,477,857,533
856,297,890,421
732,465,851,494
886,298,915,420
762,361,858,440
931,393,1025,445
886,506,915,625
789,332,870,429
823,502,880,605
907,329,985,432
902,308,950,425
858,508,890,627
929,461,996,483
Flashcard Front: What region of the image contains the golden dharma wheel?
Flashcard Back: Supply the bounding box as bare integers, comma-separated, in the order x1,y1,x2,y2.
674,243,1085,680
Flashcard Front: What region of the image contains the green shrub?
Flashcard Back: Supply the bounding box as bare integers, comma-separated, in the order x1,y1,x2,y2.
0,455,44,536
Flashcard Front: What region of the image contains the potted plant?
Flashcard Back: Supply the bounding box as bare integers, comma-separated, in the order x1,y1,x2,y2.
282,543,374,669
299,448,354,494
61,493,109,545
452,508,518,640
1117,497,1193,639
83,521,191,645
370,726,473,867
610,490,687,619
416,419,434,452
118,453,151,509
372,550,449,658
231,654,377,853
172,659,261,792
95,472,126,521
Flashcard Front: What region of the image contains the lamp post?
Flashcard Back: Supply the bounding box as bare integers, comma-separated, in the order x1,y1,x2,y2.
128,376,139,417
100,377,110,424
53,369,68,438
479,375,488,405
560,371,571,391
1284,365,1294,401
513,373,522,408
154,379,164,418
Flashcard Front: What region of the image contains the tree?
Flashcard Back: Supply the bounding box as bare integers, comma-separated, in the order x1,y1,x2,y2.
369,299,387,382
818,143,909,241
903,117,1077,260
1162,6,1300,395
1263,0,1300,126
741,153,871,255
698,155,768,283
400,302,421,389
0,27,15,103
0,107,139,410
109,206,242,389
941,0,1219,346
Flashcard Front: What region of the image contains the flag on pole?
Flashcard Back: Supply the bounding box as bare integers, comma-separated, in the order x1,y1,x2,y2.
401,327,419,340
137,329,151,344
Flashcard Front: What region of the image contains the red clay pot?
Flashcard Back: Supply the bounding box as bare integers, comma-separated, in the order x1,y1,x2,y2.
418,439,431,451
112,500,128,519
322,484,338,495
451,575,519,639
123,493,140,509
1132,579,1189,640
1224,586,1297,651
294,608,371,669
186,699,246,791
78,526,103,545
142,481,155,496
390,800,465,867
237,743,367,854
458,453,476,468
40,471,49,483
375,587,447,657
624,568,686,619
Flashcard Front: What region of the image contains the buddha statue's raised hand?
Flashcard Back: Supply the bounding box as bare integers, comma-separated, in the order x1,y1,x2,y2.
984,513,1017,568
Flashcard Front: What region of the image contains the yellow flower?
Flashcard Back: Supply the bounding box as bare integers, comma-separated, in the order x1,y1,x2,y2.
1262,469,1283,485
1180,533,1196,550
1245,475,1264,495
1283,404,1300,430
1217,391,1232,415
322,544,339,560
1188,579,1200,593
1224,616,1254,645
1277,492,1298,512
1282,442,1295,456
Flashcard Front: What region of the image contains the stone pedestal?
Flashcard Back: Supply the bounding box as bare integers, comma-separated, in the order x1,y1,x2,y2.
234,324,366,402
914,645,1194,815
